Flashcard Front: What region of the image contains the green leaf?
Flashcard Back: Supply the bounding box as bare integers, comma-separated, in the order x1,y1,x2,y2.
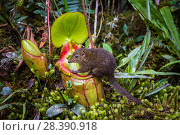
85,38,90,48
135,35,145,43
0,81,5,87
22,102,26,120
135,70,180,75
115,54,122,59
0,15,6,22
139,31,151,59
46,104,67,117
154,78,167,88
33,10,45,17
0,104,12,111
15,16,28,24
117,46,141,68
159,60,180,71
1,89,25,104
145,83,169,97
115,73,151,79
125,53,140,73
51,12,88,47
102,43,113,54
128,0,166,28
138,43,153,70
85,37,95,48
123,23,128,36
160,6,180,50
63,94,69,102
161,54,177,62
71,104,86,116
0,102,23,111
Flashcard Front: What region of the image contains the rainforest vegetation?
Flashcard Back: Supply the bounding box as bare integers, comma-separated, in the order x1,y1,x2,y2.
0,0,180,120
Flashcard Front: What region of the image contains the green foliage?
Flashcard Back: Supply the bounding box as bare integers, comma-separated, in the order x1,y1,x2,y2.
0,0,27,27
102,43,113,54
129,0,180,60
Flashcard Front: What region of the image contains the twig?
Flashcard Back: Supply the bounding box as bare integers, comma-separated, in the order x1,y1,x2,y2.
88,0,93,21
96,0,104,38
0,47,7,53
0,23,8,27
108,0,110,17
41,0,58,18
111,0,115,16
48,0,51,64
9,46,17,52
82,0,95,48
94,0,98,37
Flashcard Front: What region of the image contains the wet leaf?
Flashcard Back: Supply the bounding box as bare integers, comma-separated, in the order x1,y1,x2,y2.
71,104,86,116
46,104,67,117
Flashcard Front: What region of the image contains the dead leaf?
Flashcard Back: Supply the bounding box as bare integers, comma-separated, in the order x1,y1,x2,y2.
23,26,37,46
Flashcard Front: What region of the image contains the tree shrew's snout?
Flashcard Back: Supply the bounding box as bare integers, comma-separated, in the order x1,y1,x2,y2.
68,59,72,63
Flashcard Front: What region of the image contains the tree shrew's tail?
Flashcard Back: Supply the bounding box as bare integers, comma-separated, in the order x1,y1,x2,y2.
109,77,142,104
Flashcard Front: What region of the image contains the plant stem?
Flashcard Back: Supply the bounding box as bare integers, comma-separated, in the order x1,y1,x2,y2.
41,0,58,17
82,0,95,48
111,0,115,16
48,0,51,64
94,0,98,37
53,0,62,16
63,0,69,12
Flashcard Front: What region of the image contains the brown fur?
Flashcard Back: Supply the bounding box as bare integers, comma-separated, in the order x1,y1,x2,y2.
68,48,141,104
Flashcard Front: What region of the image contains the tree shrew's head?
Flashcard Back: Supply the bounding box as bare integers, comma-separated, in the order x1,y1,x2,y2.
68,48,86,63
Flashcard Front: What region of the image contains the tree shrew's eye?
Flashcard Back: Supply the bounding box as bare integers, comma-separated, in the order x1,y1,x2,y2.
75,55,78,58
